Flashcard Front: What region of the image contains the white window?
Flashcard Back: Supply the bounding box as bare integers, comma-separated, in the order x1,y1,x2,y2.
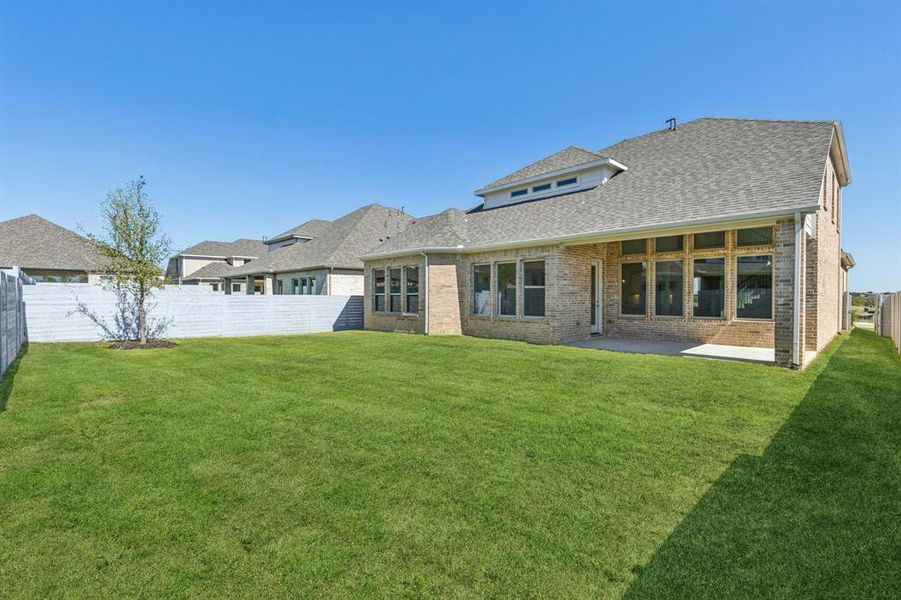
511,188,528,198
404,266,419,314
372,269,386,311
496,262,517,316
473,264,491,316
389,268,402,313
522,260,545,317
556,176,578,187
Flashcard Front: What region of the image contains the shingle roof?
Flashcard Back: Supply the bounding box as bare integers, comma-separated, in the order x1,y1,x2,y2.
267,219,332,243
365,118,838,257
182,261,242,281
179,238,266,258
481,145,607,190
0,214,107,271
227,204,413,276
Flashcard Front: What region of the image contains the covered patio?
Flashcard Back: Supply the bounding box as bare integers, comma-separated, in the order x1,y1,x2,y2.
568,337,819,365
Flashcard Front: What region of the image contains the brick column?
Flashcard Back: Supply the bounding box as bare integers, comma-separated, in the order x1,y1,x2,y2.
264,274,274,295
774,218,804,367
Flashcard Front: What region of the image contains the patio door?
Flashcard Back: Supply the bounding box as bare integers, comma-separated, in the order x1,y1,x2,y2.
591,261,602,334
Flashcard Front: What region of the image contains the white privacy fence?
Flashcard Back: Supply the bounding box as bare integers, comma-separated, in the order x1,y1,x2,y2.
874,292,900,354
21,284,363,342
0,270,28,379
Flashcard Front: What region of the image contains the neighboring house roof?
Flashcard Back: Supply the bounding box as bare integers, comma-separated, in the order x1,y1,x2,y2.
0,214,107,271
365,118,845,258
182,261,239,281
178,238,267,258
227,204,413,276
266,219,332,244
481,145,608,190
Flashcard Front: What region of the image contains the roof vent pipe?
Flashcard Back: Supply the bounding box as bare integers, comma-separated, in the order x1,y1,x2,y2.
666,117,677,131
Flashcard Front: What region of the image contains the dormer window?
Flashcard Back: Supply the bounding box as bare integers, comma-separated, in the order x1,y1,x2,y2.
477,151,626,211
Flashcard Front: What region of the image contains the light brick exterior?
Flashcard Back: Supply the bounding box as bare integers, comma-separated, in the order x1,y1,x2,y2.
363,161,846,369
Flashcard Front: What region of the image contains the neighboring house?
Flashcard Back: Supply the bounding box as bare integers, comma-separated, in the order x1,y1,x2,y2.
0,214,109,283
223,204,413,295
166,238,267,292
361,118,855,368
263,219,332,251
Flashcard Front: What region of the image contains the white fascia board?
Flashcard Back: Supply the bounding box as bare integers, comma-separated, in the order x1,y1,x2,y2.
361,206,819,260
475,158,627,196
832,122,852,186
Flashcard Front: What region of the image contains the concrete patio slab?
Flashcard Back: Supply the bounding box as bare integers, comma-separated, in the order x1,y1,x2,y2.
568,336,776,364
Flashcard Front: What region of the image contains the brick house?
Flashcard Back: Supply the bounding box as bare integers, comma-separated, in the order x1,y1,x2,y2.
361,118,855,368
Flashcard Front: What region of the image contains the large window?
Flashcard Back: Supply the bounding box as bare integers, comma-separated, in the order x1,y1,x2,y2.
389,268,402,313
655,235,683,253
655,260,683,316
372,269,386,311
523,260,545,317
736,255,773,319
693,258,725,317
496,262,517,316
404,266,419,313
737,226,774,247
693,231,725,250
621,239,647,255
621,262,647,315
473,264,491,316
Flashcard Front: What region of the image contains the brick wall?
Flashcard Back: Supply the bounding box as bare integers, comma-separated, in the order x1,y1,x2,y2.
365,226,793,352
603,229,778,348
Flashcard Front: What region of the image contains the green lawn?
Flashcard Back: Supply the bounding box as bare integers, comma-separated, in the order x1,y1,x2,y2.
0,330,898,598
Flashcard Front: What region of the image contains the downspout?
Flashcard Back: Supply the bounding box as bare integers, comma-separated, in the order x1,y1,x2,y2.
792,211,803,368
420,252,429,334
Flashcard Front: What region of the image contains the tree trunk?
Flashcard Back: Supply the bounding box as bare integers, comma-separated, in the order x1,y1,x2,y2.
139,286,147,345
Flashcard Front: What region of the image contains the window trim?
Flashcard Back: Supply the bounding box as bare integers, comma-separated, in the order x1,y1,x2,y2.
734,254,775,322
654,259,684,317
621,238,647,256
692,256,726,319
403,265,420,316
372,268,386,312
736,226,775,248
654,234,684,254
495,261,518,318
521,259,546,319
693,230,726,251
472,263,492,317
620,260,648,317
388,267,402,314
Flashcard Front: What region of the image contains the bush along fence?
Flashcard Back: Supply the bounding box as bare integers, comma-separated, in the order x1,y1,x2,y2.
0,269,28,378
874,291,901,353
21,284,363,343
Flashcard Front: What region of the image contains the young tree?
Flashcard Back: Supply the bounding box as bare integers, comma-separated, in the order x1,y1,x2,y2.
88,176,171,345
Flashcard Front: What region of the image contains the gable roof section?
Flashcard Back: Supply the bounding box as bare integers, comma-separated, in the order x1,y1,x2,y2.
266,219,332,244
182,261,241,281
366,118,840,258
481,145,606,190
228,204,413,276
179,238,266,258
0,214,106,271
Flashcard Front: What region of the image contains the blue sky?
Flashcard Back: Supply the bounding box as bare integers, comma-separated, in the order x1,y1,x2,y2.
1,1,898,291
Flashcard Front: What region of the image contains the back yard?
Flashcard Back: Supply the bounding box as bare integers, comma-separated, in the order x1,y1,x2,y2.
0,330,898,597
